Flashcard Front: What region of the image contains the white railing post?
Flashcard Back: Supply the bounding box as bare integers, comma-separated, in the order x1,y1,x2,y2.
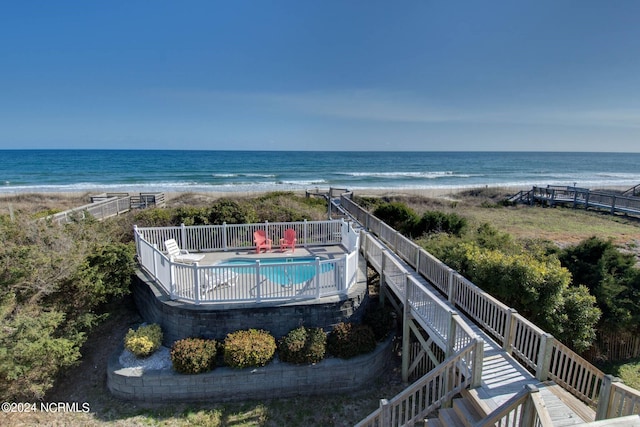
222,222,228,252
315,257,321,299
503,308,518,354
180,223,187,248
535,333,554,381
133,225,140,256
264,220,269,244
255,260,261,303
152,243,158,276
447,269,455,303
303,219,308,247
169,261,176,300
193,263,200,305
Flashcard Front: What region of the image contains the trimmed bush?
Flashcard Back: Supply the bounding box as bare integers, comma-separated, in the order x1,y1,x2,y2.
278,326,327,364
363,305,395,341
171,338,217,374
124,324,163,358
327,322,376,359
223,329,276,368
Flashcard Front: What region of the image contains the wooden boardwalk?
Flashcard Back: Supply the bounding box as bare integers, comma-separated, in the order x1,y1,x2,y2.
511,185,640,218
382,245,596,425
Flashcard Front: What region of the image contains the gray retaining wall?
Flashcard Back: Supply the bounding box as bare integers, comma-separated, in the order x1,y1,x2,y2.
132,256,370,345
107,337,393,402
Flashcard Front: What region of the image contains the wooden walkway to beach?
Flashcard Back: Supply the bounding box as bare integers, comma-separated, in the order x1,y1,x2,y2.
510,185,640,218
372,245,596,425
339,194,640,426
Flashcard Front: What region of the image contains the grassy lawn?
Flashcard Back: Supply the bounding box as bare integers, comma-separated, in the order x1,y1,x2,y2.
462,204,640,247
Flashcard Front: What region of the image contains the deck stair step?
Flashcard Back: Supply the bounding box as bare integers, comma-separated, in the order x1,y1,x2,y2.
453,397,484,426
424,393,485,426
460,387,493,419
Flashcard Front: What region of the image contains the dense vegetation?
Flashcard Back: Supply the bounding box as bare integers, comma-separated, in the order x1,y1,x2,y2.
0,213,135,400
0,191,328,402
368,200,640,353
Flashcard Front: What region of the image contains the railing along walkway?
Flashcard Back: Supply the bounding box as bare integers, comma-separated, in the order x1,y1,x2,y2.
374,239,593,425
529,186,640,217
331,194,632,426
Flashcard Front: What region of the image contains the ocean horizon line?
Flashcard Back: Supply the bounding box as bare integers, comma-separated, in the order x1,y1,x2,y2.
2,148,640,154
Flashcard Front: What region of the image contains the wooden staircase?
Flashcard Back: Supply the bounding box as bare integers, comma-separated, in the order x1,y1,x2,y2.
425,388,491,426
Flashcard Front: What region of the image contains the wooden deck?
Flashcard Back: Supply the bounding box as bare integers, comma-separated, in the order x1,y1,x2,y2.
511,185,640,218
386,246,596,425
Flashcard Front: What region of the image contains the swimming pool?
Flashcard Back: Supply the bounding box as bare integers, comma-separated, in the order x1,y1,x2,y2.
216,257,334,286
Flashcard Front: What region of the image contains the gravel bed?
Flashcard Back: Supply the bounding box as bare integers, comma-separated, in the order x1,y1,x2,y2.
118,346,172,371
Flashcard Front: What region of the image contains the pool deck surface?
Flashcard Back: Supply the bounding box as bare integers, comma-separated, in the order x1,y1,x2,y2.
194,244,349,265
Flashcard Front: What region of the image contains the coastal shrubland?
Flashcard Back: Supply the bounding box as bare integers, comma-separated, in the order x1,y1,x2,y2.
0,211,135,400
134,191,327,226
1,190,638,425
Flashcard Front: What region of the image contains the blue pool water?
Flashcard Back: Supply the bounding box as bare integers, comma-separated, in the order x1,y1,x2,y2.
217,257,334,286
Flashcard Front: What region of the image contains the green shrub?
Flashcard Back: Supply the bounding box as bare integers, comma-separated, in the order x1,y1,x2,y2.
171,338,217,374
363,305,395,341
411,211,467,237
327,322,376,359
278,326,327,364
223,329,276,368
124,324,163,358
373,202,418,234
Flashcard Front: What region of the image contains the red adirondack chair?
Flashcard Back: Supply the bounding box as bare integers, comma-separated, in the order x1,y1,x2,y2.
279,228,297,252
253,230,272,253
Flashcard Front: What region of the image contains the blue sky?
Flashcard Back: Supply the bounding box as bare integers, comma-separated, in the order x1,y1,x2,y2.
1,1,639,152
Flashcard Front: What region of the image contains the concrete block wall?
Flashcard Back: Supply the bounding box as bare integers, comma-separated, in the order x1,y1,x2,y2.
107,336,393,402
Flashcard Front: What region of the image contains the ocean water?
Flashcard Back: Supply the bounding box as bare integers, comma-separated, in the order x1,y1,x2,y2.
1,150,639,194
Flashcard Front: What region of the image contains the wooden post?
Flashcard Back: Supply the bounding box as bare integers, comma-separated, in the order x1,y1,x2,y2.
401,275,411,383
380,249,387,306
472,338,484,388
521,384,539,426
535,333,554,381
380,399,391,426
595,374,620,420
611,195,616,215
503,308,518,354
446,312,458,358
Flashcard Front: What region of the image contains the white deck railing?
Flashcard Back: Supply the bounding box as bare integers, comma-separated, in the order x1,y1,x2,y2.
355,341,480,427
340,194,640,423
134,219,360,305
